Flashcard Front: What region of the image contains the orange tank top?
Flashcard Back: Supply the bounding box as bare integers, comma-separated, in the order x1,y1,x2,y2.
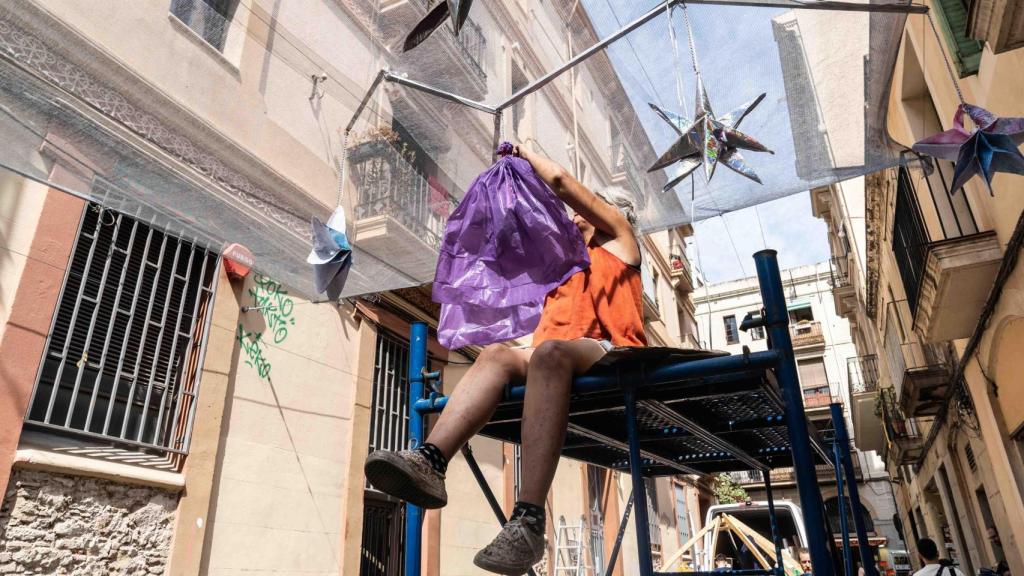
532,243,648,347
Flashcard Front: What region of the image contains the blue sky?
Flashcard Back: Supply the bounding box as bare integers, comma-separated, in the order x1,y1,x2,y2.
578,1,835,282
689,193,830,283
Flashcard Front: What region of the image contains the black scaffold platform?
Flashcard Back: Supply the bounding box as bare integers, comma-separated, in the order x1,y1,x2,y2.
402,251,873,576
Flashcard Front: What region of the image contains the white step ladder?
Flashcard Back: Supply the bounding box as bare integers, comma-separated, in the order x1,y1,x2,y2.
553,515,591,576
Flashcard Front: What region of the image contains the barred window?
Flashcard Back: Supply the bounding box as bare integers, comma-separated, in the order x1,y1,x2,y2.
26,204,219,458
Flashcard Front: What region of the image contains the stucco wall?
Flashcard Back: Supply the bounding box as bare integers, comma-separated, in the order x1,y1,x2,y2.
201,273,361,575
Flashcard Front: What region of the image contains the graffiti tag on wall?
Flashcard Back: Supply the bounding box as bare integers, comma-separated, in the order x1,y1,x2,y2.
249,273,296,344
238,326,272,379
238,273,298,381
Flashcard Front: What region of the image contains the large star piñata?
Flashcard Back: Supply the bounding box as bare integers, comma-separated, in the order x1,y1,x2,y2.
912,103,1024,194
648,79,773,189
404,0,473,52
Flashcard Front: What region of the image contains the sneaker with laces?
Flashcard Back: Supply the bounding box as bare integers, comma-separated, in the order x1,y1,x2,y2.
473,516,546,575
364,450,447,509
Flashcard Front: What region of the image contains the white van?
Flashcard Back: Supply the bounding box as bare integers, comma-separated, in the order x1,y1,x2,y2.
701,501,809,571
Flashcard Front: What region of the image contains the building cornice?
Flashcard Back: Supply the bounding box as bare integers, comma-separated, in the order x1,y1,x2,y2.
863,170,888,320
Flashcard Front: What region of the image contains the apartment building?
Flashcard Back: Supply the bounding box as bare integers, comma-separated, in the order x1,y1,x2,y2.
693,262,905,570
0,1,709,574
808,0,1024,572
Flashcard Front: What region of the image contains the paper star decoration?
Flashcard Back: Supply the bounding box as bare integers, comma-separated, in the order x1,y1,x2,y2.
404,0,473,52
648,79,773,189
912,103,1024,194
307,206,353,299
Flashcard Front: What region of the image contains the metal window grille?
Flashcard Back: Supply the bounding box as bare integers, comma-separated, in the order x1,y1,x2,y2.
360,496,405,576
170,0,239,52
366,330,412,490
964,442,977,472
586,464,607,574
26,204,219,458
723,315,739,345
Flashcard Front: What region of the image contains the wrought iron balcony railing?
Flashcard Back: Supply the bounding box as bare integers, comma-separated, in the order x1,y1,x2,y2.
847,355,879,395
349,141,459,251
892,157,979,315
789,321,825,347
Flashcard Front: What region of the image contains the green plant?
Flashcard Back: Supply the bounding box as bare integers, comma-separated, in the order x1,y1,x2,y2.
713,473,748,504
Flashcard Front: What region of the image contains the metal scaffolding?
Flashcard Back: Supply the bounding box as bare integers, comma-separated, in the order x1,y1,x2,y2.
401,251,877,576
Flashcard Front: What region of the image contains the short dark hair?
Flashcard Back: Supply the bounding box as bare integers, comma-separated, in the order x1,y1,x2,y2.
917,538,939,561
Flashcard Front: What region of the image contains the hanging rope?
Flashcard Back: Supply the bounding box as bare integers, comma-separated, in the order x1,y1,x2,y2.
924,12,967,107
665,4,689,113
679,3,702,81
336,129,350,207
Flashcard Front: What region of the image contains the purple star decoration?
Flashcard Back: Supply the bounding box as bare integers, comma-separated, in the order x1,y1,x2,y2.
912,104,1024,194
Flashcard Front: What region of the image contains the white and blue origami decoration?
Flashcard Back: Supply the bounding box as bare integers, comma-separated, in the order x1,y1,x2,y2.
307,205,353,299
913,103,1024,195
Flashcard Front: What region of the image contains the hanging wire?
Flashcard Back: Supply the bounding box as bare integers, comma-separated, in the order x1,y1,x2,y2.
679,3,702,81
336,129,350,206
665,4,690,113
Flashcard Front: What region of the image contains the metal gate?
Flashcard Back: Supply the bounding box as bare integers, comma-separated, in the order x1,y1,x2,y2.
361,495,405,576
361,330,412,575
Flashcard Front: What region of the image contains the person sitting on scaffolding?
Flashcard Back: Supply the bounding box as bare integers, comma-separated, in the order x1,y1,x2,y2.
365,145,646,574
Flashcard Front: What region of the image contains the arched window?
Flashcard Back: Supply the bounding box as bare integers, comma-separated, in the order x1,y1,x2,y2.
824,496,874,534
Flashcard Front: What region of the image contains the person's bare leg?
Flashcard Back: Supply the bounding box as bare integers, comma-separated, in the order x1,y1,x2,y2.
517,339,606,505
425,344,531,460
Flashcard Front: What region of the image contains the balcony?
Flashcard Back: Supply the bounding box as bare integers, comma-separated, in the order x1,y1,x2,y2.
669,253,694,294
803,385,840,411
848,355,885,452
892,159,1001,343
790,321,825,348
349,139,459,281
880,388,926,466
830,255,858,318
892,341,951,417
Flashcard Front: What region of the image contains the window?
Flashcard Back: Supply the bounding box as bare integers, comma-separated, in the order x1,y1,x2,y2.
26,204,219,458
170,0,240,52
788,306,814,324
964,442,977,472
748,311,765,340
797,357,829,389
673,483,691,546
641,259,659,315
723,315,739,345
587,465,607,574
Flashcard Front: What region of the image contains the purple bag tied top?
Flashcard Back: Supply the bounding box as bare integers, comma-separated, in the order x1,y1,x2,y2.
433,142,590,349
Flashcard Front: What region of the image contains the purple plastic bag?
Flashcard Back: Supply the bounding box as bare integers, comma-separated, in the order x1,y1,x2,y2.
434,143,589,349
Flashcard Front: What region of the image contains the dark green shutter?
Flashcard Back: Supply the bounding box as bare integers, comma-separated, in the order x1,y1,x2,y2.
932,0,983,76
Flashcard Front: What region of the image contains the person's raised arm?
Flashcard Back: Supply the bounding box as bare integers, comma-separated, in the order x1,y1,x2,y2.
515,146,633,239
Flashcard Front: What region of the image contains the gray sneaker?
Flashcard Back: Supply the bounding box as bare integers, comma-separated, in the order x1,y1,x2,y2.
364,450,447,509
473,516,546,575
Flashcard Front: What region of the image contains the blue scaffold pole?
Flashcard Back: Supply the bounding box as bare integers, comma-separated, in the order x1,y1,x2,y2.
405,322,428,576
831,408,852,576
831,403,876,576
753,250,834,576
623,384,655,576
